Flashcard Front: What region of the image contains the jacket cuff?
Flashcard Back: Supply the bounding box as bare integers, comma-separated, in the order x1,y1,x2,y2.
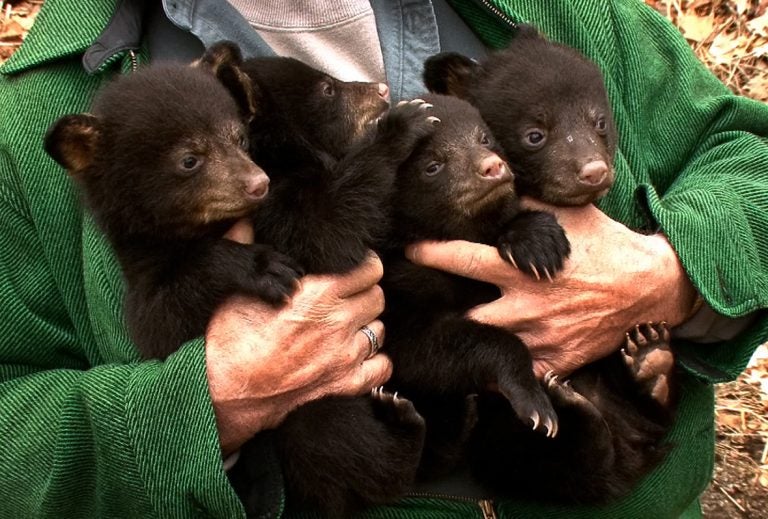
125,338,244,517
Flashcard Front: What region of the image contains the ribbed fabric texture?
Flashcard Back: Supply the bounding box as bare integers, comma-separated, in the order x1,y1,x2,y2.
0,3,246,517
226,0,386,82
0,0,766,517
227,0,370,27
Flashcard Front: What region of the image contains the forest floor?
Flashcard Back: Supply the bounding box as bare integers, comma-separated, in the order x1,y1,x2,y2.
2,0,767,516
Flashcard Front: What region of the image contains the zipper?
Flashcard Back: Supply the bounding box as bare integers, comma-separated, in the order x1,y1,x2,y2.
406,492,497,518
475,0,519,29
128,49,138,73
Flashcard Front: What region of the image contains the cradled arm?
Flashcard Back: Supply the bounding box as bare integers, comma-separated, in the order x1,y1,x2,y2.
0,173,243,518
599,1,768,379
0,166,392,518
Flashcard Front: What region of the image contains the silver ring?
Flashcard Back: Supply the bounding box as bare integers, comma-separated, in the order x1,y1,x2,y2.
360,325,380,358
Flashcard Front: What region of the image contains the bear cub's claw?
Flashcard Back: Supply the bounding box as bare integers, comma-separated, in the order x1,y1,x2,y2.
371,387,427,430
377,98,440,158
622,322,674,407
250,247,304,305
497,210,570,282
542,370,606,433
498,376,559,439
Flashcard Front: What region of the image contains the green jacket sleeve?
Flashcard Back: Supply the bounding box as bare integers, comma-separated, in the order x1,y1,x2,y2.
620,4,768,379
460,0,768,381
0,154,244,518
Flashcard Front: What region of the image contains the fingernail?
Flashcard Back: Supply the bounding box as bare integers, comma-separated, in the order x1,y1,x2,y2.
404,245,419,262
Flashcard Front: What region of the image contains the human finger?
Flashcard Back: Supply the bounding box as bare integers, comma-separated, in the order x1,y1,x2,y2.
341,284,385,328
357,353,393,392
466,299,528,329
354,319,385,361
223,218,254,244
328,253,384,298
405,240,519,285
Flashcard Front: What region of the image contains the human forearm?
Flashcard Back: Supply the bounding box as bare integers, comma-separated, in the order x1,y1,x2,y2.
639,143,768,377
0,342,241,518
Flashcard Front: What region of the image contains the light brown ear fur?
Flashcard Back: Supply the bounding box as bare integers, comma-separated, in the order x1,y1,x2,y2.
44,114,101,176
195,41,259,122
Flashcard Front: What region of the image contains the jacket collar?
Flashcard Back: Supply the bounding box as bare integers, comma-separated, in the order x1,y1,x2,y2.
0,0,120,75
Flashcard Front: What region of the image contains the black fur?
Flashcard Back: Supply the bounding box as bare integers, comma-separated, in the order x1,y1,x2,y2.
421,30,678,501
196,45,438,517
424,25,617,206
469,324,675,503
381,94,570,478
44,57,302,361
239,55,435,274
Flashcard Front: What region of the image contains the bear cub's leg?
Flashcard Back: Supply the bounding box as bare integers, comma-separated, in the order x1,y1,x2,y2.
277,391,425,517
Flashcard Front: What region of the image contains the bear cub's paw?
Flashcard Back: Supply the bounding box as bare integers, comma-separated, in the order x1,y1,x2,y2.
498,376,558,439
542,371,605,429
377,99,440,157
622,322,674,407
248,245,304,305
371,387,427,432
497,210,571,281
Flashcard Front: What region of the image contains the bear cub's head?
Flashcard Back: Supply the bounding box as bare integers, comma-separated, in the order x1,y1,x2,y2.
392,94,516,244
45,47,267,242
424,26,616,206
233,52,391,164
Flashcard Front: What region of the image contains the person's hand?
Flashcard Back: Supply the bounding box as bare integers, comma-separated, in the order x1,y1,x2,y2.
406,201,698,378
206,220,390,455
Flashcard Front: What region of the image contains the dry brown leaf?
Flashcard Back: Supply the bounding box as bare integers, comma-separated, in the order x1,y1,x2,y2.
679,12,717,41
689,0,713,10
14,14,37,32
720,412,745,429
708,31,752,63
0,20,24,41
748,11,768,36
734,0,752,15
752,38,768,57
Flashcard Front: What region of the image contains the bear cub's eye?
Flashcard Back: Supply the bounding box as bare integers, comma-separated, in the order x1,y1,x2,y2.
180,155,202,172
238,134,248,150
523,129,546,149
595,116,607,134
480,133,491,146
321,81,335,97
425,161,444,177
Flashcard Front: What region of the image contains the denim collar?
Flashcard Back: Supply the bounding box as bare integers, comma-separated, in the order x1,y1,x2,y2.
77,0,479,101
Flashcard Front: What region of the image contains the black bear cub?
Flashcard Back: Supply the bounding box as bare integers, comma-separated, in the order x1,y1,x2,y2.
381,93,570,477
45,53,302,361
383,94,676,503
424,24,617,206
420,28,678,502
197,44,438,517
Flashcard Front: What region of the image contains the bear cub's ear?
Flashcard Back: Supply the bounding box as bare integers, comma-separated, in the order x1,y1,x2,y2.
44,113,101,177
423,52,480,99
197,40,260,122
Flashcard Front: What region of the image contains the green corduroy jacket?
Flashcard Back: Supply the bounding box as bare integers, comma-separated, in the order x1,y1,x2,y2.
1,0,767,517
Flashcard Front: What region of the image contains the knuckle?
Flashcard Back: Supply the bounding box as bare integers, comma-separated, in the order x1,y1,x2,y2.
460,251,482,277
370,285,385,312
365,255,384,282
